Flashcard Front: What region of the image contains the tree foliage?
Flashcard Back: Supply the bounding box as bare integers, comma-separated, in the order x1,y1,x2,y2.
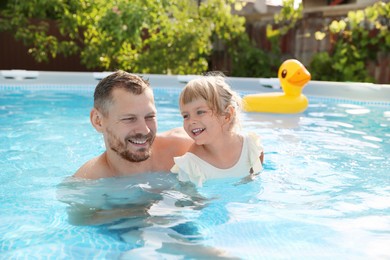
310,1,390,82
0,0,246,74
231,0,303,78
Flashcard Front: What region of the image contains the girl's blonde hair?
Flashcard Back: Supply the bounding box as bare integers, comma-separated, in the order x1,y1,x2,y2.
179,74,242,130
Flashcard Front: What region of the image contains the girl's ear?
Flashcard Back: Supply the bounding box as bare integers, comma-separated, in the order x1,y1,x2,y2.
224,105,235,124
90,108,104,133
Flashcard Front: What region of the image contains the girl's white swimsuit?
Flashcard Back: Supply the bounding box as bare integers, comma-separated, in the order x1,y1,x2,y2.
171,132,263,187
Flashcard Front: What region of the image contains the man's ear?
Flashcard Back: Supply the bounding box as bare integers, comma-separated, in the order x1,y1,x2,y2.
90,108,104,132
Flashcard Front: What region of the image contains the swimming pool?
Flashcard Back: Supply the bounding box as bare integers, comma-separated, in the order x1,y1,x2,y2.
1,72,389,259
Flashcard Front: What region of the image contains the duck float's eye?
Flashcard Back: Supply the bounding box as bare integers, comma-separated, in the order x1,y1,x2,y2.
281,69,287,78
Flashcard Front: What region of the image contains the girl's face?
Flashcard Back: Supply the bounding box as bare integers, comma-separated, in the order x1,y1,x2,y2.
180,98,225,145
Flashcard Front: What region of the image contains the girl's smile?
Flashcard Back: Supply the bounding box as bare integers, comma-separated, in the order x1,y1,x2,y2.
180,98,224,145
191,127,205,136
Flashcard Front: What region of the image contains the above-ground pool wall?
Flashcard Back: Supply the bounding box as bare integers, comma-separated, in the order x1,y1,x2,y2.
1,70,390,102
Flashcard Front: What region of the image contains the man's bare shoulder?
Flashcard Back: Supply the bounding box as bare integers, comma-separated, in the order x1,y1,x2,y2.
73,153,111,179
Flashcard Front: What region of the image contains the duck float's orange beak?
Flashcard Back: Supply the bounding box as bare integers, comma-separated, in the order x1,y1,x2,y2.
288,67,311,86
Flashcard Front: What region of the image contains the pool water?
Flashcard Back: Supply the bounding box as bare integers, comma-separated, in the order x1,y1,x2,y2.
0,87,389,259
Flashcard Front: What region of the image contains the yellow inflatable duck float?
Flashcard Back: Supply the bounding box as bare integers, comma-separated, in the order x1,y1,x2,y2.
243,59,311,114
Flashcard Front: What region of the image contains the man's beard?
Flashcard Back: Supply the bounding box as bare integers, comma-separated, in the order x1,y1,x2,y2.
107,129,155,162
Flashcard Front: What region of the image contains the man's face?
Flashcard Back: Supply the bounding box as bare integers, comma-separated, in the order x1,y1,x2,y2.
103,88,157,162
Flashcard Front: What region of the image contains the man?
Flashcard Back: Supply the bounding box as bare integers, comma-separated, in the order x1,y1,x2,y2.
73,70,192,179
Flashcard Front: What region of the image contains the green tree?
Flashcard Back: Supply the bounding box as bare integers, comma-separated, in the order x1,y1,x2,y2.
230,0,303,78
267,0,303,56
0,0,246,74
310,1,389,82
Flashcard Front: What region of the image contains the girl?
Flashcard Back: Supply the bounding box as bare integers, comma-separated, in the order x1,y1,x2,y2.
171,75,264,187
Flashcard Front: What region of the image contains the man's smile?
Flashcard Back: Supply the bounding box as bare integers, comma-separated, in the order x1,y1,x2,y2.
127,138,148,145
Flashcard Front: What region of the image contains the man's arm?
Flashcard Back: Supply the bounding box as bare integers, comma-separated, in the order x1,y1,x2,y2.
57,177,153,226
65,203,150,226
154,127,193,171
159,127,193,154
